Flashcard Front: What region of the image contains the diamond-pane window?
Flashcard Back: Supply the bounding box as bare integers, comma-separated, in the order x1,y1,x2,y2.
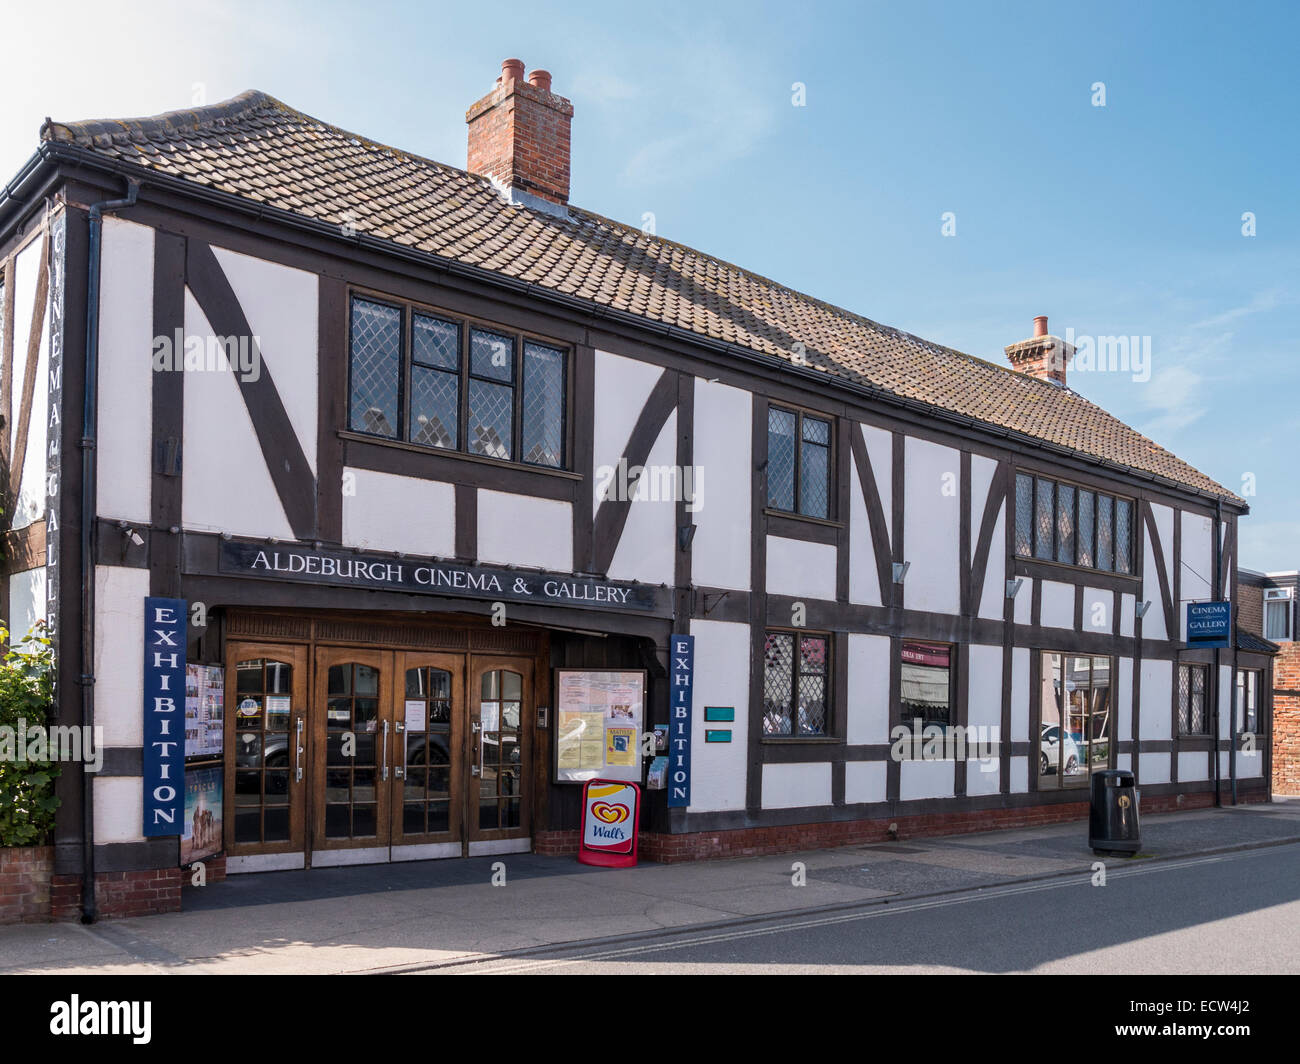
1179,664,1209,734
1035,479,1054,559
1056,484,1075,565
1077,490,1095,568
409,365,458,449
522,342,564,468
469,379,513,460
1097,494,1114,571
349,298,401,437
1015,474,1033,557
763,631,831,737
768,407,831,518
767,409,796,511
470,328,514,382
413,313,460,370
1115,498,1133,574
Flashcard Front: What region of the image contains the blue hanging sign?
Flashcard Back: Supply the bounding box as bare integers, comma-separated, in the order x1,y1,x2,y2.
1186,601,1231,649
142,597,187,836
667,633,694,808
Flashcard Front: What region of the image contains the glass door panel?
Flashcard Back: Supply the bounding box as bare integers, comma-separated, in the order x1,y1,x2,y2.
467,657,532,845
392,653,464,851
225,643,308,856
312,647,393,856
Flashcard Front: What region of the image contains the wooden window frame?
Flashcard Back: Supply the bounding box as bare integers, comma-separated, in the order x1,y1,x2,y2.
766,404,834,520
1015,470,1135,577
897,639,956,732
1177,662,1211,736
346,289,570,471
762,628,833,738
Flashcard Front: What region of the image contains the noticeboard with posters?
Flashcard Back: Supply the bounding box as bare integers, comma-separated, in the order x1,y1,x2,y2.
554,670,647,783
184,663,225,761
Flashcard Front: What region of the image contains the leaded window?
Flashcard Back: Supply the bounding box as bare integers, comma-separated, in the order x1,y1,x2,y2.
763,630,829,737
766,407,831,519
1178,664,1209,735
347,294,567,468
1015,472,1134,575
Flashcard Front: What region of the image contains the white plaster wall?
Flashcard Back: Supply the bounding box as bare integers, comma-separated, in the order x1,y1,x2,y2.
1120,593,1136,638
848,458,881,607
1008,756,1027,793
1011,647,1030,742
1014,580,1032,625
97,218,154,523
968,644,1002,733
341,468,455,557
687,620,750,812
181,293,294,538
862,423,892,532
607,411,676,586
10,233,50,531
8,568,46,640
592,349,662,512
1139,660,1172,740
1179,511,1214,641
477,489,572,572
1041,581,1074,629
762,762,832,809
1117,656,1134,742
967,757,1000,795
212,245,318,473
691,379,749,591
766,535,837,602
1236,745,1263,778
94,566,149,747
844,760,886,805
900,757,955,801
971,456,1005,621
1139,751,1170,784
1142,506,1173,641
1177,751,1209,782
1082,587,1111,635
1218,664,1232,740
94,776,144,844
902,437,960,615
845,633,891,744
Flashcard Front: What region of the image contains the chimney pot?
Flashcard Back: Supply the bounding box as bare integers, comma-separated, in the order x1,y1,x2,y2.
1033,315,1048,338
468,59,574,207
501,58,525,85
1006,314,1072,387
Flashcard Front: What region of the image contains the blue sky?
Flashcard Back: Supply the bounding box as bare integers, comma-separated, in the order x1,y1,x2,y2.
5,0,1296,568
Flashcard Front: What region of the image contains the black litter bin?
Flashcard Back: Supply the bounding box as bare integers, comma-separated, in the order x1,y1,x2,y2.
1089,769,1140,856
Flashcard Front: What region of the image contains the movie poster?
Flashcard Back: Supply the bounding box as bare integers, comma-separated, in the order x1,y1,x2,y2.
181,765,223,864
184,664,225,761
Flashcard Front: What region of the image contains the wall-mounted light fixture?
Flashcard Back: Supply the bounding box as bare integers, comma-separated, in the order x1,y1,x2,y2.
1006,578,1024,599
1136,600,1152,619
678,524,697,552
117,521,144,547
892,561,910,584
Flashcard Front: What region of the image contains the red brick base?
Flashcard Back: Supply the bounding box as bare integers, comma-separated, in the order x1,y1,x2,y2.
0,847,53,924
23,866,185,921
538,788,1269,862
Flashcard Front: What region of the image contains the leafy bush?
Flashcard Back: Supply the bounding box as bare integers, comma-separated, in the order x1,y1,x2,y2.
0,622,60,847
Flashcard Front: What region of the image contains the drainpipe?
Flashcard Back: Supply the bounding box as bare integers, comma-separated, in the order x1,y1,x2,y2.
80,179,140,923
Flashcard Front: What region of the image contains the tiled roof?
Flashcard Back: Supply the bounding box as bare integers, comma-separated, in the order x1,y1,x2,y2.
41,91,1238,501
1236,627,1280,654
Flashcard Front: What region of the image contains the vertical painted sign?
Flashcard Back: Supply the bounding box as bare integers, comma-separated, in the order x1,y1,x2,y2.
45,211,66,665
143,597,187,836
667,633,694,808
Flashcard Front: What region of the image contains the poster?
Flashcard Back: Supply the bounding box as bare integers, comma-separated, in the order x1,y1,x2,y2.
181,765,223,865
185,664,225,760
404,699,427,732
555,670,646,783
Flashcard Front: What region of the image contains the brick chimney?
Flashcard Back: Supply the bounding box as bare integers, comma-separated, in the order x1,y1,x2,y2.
466,58,574,207
1005,315,1074,387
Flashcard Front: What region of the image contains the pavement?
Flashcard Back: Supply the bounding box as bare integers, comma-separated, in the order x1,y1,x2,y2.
4,799,1299,975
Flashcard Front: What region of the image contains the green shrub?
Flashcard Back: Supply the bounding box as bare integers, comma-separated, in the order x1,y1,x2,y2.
0,622,59,847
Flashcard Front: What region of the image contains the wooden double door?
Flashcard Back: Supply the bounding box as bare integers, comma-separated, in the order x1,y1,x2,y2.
226,642,534,865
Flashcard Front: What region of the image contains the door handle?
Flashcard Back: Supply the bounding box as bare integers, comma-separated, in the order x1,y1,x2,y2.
381,720,390,782
295,716,304,783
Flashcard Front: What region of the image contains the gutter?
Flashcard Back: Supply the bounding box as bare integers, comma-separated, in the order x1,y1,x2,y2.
34,142,1244,514
79,177,140,923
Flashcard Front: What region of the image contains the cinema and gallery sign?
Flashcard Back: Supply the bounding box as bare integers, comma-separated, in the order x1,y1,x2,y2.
217,541,668,614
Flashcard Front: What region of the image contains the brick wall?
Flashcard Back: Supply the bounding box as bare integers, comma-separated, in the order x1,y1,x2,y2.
1238,583,1264,636
1274,642,1300,795
0,847,52,923
466,61,574,205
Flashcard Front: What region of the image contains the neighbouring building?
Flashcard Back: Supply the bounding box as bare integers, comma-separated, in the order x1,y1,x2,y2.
1239,569,1295,794
0,59,1272,919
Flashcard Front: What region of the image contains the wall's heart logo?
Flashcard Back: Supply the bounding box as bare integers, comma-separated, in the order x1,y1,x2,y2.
591,801,629,824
